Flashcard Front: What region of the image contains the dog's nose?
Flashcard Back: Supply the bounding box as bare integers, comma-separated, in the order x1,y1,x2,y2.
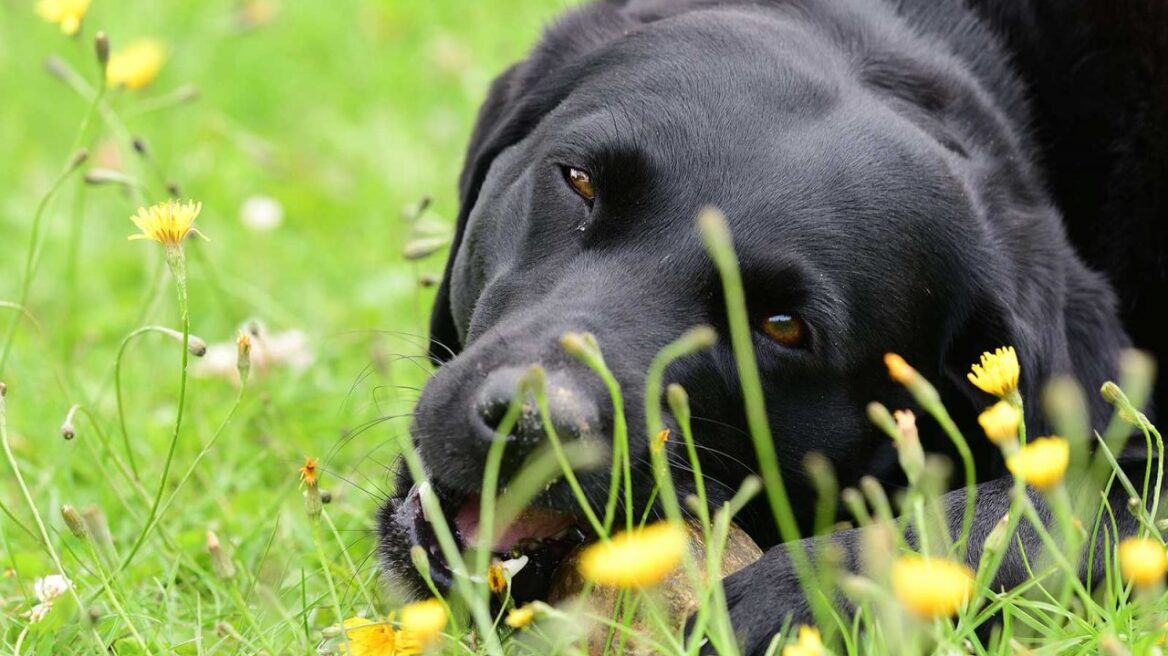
473,367,600,470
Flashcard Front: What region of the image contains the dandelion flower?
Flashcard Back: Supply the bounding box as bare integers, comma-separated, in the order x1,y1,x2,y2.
487,561,506,594
1118,537,1168,587
505,604,536,629
891,554,974,618
298,456,319,487
967,347,1020,399
1006,436,1069,490
339,617,400,656
978,401,1021,446
128,200,205,248
578,522,687,588
399,599,446,643
107,39,166,89
782,625,824,656
36,0,90,36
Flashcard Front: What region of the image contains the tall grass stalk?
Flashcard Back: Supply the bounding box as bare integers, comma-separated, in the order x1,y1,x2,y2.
697,207,833,632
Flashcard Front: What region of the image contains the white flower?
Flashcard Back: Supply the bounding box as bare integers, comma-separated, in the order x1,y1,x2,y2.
34,574,72,603
239,195,284,232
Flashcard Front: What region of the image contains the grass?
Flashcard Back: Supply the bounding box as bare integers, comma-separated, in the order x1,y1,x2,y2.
3,2,1167,655
0,1,581,653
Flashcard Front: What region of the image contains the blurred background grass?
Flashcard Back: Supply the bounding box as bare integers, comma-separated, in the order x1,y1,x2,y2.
0,1,580,652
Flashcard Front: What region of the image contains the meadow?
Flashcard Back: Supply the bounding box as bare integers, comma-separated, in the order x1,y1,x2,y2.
2,2,1167,655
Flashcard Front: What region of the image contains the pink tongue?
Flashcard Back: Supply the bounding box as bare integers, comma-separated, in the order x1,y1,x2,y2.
454,496,576,551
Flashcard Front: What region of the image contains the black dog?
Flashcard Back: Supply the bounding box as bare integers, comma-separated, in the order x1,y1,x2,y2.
379,0,1166,651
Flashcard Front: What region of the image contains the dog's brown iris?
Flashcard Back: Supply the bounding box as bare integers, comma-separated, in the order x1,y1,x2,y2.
565,167,595,201
762,313,806,347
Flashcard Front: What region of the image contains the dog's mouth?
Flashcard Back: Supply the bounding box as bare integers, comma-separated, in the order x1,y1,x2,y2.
392,482,592,603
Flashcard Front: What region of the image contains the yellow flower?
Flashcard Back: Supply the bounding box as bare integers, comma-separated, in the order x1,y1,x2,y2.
883,352,917,385
298,455,319,488
505,604,536,629
782,625,824,656
1118,537,1168,587
967,347,1020,399
1006,436,1069,490
107,39,166,89
128,199,206,248
651,428,670,453
339,617,404,656
578,522,687,588
891,555,975,618
36,0,90,35
978,401,1021,446
398,599,446,642
486,561,506,594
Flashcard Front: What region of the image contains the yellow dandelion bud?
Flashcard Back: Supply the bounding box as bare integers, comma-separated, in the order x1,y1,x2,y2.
399,598,447,642
1118,537,1168,588
891,554,974,618
1006,436,1069,491
978,401,1021,446
967,346,1020,399
339,617,397,656
578,522,686,588
883,353,917,384
782,625,824,656
651,428,670,453
128,200,206,248
487,561,506,594
107,39,166,89
505,603,536,629
883,353,941,406
36,0,90,36
298,456,319,487
236,331,252,383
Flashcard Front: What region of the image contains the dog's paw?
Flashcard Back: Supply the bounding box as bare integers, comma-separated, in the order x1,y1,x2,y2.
687,547,814,656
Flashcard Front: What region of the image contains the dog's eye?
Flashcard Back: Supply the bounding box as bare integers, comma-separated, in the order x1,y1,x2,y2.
562,166,596,201
762,313,807,348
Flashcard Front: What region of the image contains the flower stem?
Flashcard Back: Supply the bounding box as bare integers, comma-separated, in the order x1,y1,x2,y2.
118,246,191,571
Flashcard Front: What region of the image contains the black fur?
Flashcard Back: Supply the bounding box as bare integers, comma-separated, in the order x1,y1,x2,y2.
381,0,1166,651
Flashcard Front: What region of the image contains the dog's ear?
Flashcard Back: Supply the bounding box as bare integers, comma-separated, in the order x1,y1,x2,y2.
428,3,644,362
427,62,523,363
940,264,1130,437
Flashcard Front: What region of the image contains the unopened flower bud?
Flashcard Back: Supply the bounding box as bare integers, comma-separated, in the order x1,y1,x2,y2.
60,404,80,440
410,545,430,579
207,530,236,579
68,149,90,171
560,332,594,362
61,505,89,539
892,410,925,484
236,331,252,383
866,401,898,438
94,32,110,68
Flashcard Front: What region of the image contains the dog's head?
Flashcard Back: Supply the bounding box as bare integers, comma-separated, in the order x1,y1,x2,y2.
378,1,1128,602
